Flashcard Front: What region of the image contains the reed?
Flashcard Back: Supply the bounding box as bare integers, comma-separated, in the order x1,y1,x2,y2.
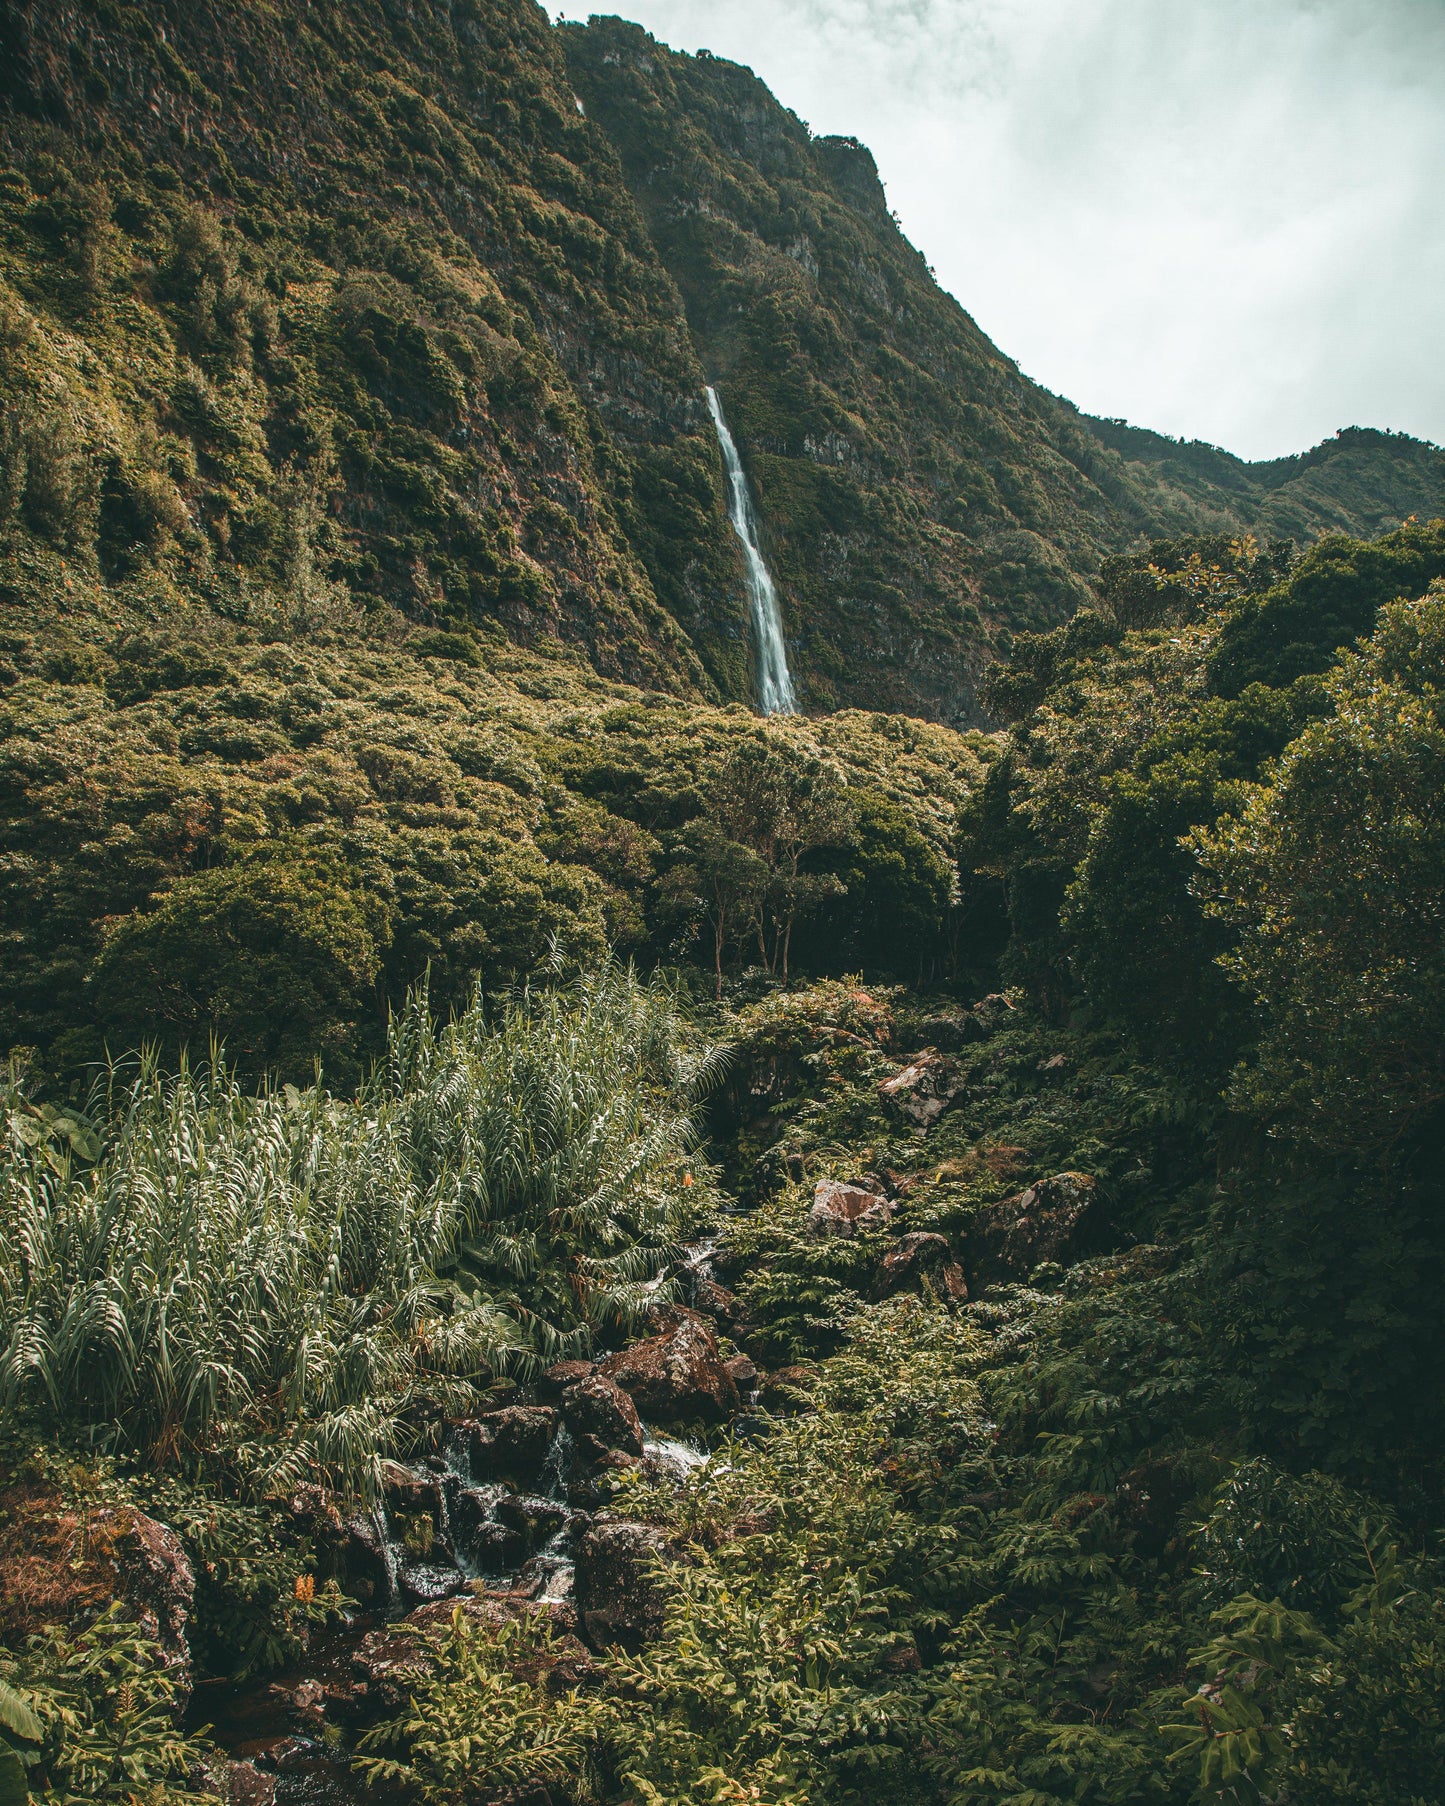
0,962,718,1492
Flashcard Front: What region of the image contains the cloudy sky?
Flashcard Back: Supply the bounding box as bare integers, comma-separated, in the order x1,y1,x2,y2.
551,0,1444,462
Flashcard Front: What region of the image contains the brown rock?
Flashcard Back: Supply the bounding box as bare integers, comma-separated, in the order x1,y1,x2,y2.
873,1231,967,1302
878,1051,963,1127
808,1177,893,1238
724,1354,759,1389
467,1406,558,1482
538,1359,596,1400
599,1310,739,1424
102,1507,195,1696
974,1171,1096,1278
190,1755,277,1805
572,1518,671,1652
377,1460,437,1513
690,1274,743,1330
560,1370,644,1458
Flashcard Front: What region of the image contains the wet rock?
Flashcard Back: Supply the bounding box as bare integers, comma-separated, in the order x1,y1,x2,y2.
400,1560,465,1604
378,1459,437,1514
599,1309,739,1425
102,1508,195,1695
878,1051,963,1127
973,1171,1096,1279
690,1274,744,1330
495,1494,570,1549
758,1364,821,1413
560,1370,644,1458
189,1755,276,1805
466,1406,558,1483
874,1231,967,1302
725,1353,759,1390
538,1358,596,1400
450,1488,524,1573
343,1511,391,1604
807,1177,893,1238
572,1519,671,1652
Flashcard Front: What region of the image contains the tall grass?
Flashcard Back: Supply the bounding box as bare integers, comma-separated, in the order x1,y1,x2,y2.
0,962,720,1492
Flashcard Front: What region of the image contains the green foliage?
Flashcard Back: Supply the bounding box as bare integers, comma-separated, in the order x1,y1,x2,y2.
1199,583,1445,1156
565,21,1441,717
0,960,712,1487
357,1608,607,1804
388,959,723,1340
1207,519,1445,697
0,1605,211,1805
92,848,384,1085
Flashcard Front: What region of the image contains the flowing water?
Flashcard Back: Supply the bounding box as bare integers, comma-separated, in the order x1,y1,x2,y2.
705,385,798,716
194,1234,738,1800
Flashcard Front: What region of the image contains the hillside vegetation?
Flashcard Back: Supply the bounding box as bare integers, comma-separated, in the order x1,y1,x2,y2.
2,526,1444,1805
0,1,1440,725
1,3,1444,1804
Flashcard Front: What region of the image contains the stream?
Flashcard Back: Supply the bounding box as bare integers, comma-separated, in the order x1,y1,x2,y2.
187,1242,732,1803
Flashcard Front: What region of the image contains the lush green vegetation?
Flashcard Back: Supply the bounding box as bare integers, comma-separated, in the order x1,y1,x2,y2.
564,21,1445,718
3,5,1445,1803
1,0,1437,734
3,523,1444,1803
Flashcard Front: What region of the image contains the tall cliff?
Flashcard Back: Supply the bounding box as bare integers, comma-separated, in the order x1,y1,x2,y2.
563,16,1445,719
0,0,751,696
0,0,1440,723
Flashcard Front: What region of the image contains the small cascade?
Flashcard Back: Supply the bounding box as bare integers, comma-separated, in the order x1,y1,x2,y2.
539,1419,575,1501
705,385,798,716
642,1432,710,1484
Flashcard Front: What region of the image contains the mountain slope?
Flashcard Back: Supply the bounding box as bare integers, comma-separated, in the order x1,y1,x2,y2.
564,16,1445,718
0,0,752,695
0,0,1439,728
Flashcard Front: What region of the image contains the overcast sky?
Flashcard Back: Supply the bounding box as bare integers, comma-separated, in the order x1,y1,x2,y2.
551,0,1445,462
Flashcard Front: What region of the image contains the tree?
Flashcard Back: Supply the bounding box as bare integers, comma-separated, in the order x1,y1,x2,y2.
710,734,851,982
92,850,385,1083
1198,584,1445,1158
659,819,769,1001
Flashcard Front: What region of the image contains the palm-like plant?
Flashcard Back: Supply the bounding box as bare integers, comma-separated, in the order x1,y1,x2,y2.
0,960,721,1492
386,960,725,1346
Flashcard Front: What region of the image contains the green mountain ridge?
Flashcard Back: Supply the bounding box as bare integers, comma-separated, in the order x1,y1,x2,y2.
0,0,1439,725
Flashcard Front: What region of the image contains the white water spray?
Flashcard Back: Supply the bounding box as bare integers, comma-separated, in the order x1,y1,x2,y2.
705,385,797,715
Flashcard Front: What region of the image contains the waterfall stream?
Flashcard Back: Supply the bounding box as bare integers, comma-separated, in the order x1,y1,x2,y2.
705,385,798,715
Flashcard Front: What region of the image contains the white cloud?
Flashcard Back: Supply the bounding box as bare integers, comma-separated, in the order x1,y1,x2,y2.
552,0,1445,459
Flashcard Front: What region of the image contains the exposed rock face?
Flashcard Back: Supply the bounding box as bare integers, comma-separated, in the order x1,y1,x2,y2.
572,1519,671,1652
561,1370,644,1458
974,1171,1096,1278
873,1231,967,1302
808,1178,893,1238
103,1508,196,1695
599,1309,739,1424
878,1051,963,1127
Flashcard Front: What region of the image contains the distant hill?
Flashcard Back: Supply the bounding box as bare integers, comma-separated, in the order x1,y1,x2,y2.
0,0,1439,723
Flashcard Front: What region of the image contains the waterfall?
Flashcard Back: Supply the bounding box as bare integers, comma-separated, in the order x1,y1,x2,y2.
705,385,798,715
